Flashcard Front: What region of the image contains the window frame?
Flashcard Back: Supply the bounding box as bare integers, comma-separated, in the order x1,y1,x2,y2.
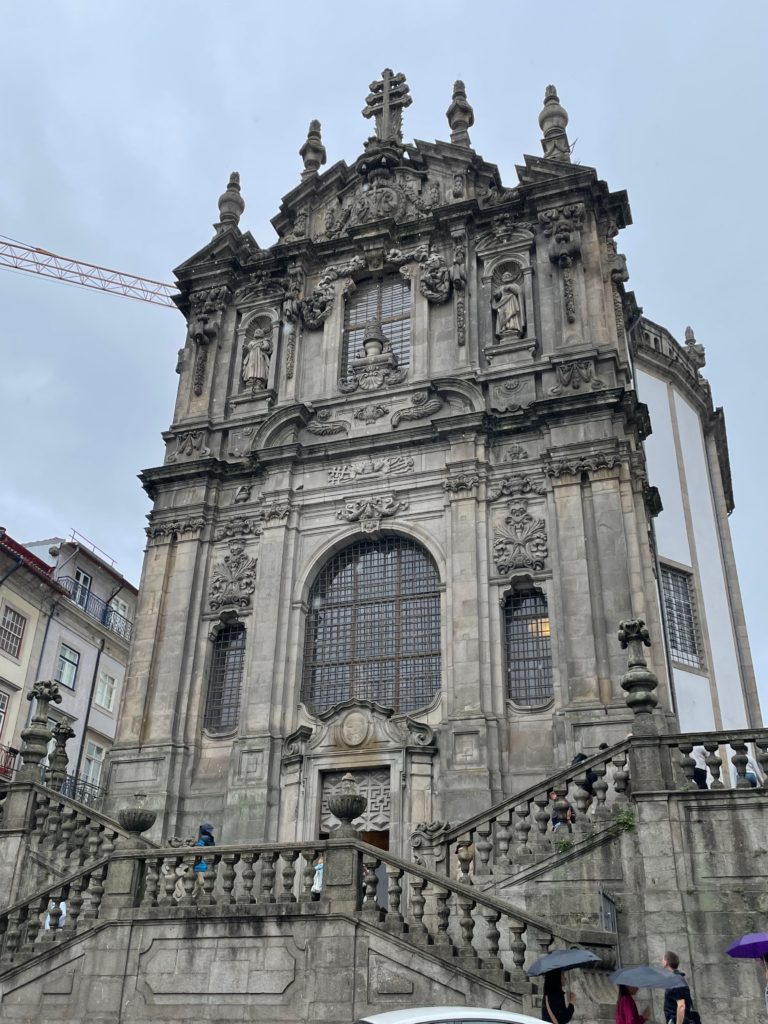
203,620,247,735
0,604,27,660
0,689,9,738
340,273,412,375
55,643,80,690
94,670,116,712
503,585,554,708
73,569,93,609
659,564,703,669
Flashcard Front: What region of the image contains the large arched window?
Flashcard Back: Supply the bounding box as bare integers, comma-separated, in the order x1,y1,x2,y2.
341,275,411,373
203,621,246,733
504,587,553,706
302,537,441,714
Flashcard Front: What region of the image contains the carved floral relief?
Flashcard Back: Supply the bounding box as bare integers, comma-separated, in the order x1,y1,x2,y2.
493,499,548,574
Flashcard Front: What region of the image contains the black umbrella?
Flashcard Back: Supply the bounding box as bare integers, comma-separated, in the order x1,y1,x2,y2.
609,966,688,989
527,948,602,976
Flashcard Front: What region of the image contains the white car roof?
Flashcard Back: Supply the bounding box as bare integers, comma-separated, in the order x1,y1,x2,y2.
357,1008,543,1024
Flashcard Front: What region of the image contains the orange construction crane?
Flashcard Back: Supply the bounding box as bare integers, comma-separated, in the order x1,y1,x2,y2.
0,237,177,308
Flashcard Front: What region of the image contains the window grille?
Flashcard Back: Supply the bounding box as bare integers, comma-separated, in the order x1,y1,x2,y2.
504,588,553,705
55,644,80,689
302,537,441,714
0,606,26,659
204,622,246,733
341,276,411,373
660,566,702,668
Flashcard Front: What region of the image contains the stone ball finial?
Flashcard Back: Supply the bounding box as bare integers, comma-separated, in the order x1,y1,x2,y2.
300,119,327,180
539,85,572,163
446,79,474,147
217,171,245,231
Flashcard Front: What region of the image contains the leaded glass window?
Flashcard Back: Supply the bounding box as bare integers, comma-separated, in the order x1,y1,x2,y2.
660,565,702,668
504,588,553,705
341,275,411,373
204,622,246,733
302,537,441,714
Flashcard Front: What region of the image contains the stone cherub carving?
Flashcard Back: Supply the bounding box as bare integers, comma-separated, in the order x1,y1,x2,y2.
492,271,526,340
241,326,273,390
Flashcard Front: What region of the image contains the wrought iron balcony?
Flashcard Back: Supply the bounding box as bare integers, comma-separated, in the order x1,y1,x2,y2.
57,576,134,641
0,743,19,779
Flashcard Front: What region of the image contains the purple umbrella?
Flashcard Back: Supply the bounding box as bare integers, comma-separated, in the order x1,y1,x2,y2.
726,933,768,959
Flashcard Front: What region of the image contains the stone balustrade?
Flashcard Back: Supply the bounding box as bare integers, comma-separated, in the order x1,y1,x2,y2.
659,729,767,791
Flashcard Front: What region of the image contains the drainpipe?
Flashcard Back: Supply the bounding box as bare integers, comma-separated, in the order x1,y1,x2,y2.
74,636,106,779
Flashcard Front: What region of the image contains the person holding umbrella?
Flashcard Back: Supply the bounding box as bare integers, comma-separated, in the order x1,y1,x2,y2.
615,984,650,1024
609,964,695,1024
527,948,601,1023
726,931,768,1012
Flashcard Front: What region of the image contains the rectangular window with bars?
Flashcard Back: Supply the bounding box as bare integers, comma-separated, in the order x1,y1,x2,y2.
341,275,411,373
0,606,27,660
660,565,702,668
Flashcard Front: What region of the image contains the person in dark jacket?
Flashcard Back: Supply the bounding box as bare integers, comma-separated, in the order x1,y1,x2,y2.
541,968,576,1023
193,822,215,892
661,951,694,1024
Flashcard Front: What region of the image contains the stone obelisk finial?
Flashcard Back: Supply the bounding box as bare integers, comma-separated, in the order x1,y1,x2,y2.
539,85,571,162
215,171,245,233
299,120,327,180
446,80,474,147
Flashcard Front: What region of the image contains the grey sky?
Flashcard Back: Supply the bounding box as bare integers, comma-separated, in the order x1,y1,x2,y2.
1,1,765,714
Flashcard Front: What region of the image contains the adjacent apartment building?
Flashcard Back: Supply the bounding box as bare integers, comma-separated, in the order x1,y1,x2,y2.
0,528,137,792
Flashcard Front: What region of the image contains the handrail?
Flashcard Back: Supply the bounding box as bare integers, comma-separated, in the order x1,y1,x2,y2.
27,781,158,847
0,855,111,920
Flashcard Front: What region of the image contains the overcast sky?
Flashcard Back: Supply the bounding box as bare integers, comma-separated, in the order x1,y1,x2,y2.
1,1,765,714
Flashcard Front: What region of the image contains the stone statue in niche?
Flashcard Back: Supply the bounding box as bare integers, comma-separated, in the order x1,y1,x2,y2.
241,326,273,390
492,270,526,340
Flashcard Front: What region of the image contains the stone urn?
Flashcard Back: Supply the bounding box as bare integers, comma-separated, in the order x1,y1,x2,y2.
328,773,367,838
117,793,157,840
362,324,386,358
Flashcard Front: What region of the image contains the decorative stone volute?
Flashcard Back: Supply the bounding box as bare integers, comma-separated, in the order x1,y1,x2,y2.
327,772,367,838
618,619,660,734
539,85,571,162
216,171,245,232
446,79,474,147
299,119,327,180
18,679,62,781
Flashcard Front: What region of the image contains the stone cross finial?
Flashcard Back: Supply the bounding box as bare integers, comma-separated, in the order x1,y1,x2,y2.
538,85,572,162
216,171,245,232
362,68,412,142
299,119,327,180
446,80,474,147
618,619,659,734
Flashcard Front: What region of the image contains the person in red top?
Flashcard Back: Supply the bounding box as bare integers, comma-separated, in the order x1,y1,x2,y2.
615,984,650,1024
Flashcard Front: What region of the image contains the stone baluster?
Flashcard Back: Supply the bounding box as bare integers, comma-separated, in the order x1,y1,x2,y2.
278,850,299,902
755,738,768,786
39,890,65,941
33,790,51,839
495,810,513,868
241,852,258,903
611,752,629,805
591,763,610,819
703,741,724,789
730,741,750,787
299,850,315,903
456,892,477,962
509,916,528,975
571,773,592,833
198,855,219,905
160,856,182,904
533,792,551,845
361,852,380,919
140,857,162,908
23,895,49,951
178,855,197,905
457,840,474,884
101,830,118,857
220,852,238,904
2,907,25,962
482,907,503,971
514,799,533,857
69,811,89,866
18,680,62,782
385,865,405,933
259,851,277,903
535,928,553,958
86,818,103,861
474,822,493,875
80,864,107,921
408,877,429,944
552,783,570,836
65,876,85,932
677,742,696,786
433,885,452,948
59,806,77,862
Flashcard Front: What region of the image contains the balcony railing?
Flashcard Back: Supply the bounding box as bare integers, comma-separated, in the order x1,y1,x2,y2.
57,576,134,641
0,744,19,780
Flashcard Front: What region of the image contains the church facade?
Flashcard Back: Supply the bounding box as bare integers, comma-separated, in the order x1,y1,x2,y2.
105,73,759,852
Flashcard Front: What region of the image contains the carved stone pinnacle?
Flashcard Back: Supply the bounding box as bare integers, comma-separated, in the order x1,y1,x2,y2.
446,79,474,147
216,171,245,232
539,85,571,163
300,119,327,180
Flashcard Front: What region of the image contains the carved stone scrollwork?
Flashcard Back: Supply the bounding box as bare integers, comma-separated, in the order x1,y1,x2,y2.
539,204,584,326
208,542,258,610
166,430,211,463
146,517,206,544
354,403,388,424
301,256,367,330
187,285,230,396
328,455,414,484
410,821,453,868
337,494,409,533
386,245,451,303
282,265,304,380
493,499,548,574
391,389,444,428
549,360,605,396
215,517,264,542
283,726,313,762
443,474,480,495
544,452,622,479
452,237,467,346
405,718,436,747
305,409,350,436
488,475,546,501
